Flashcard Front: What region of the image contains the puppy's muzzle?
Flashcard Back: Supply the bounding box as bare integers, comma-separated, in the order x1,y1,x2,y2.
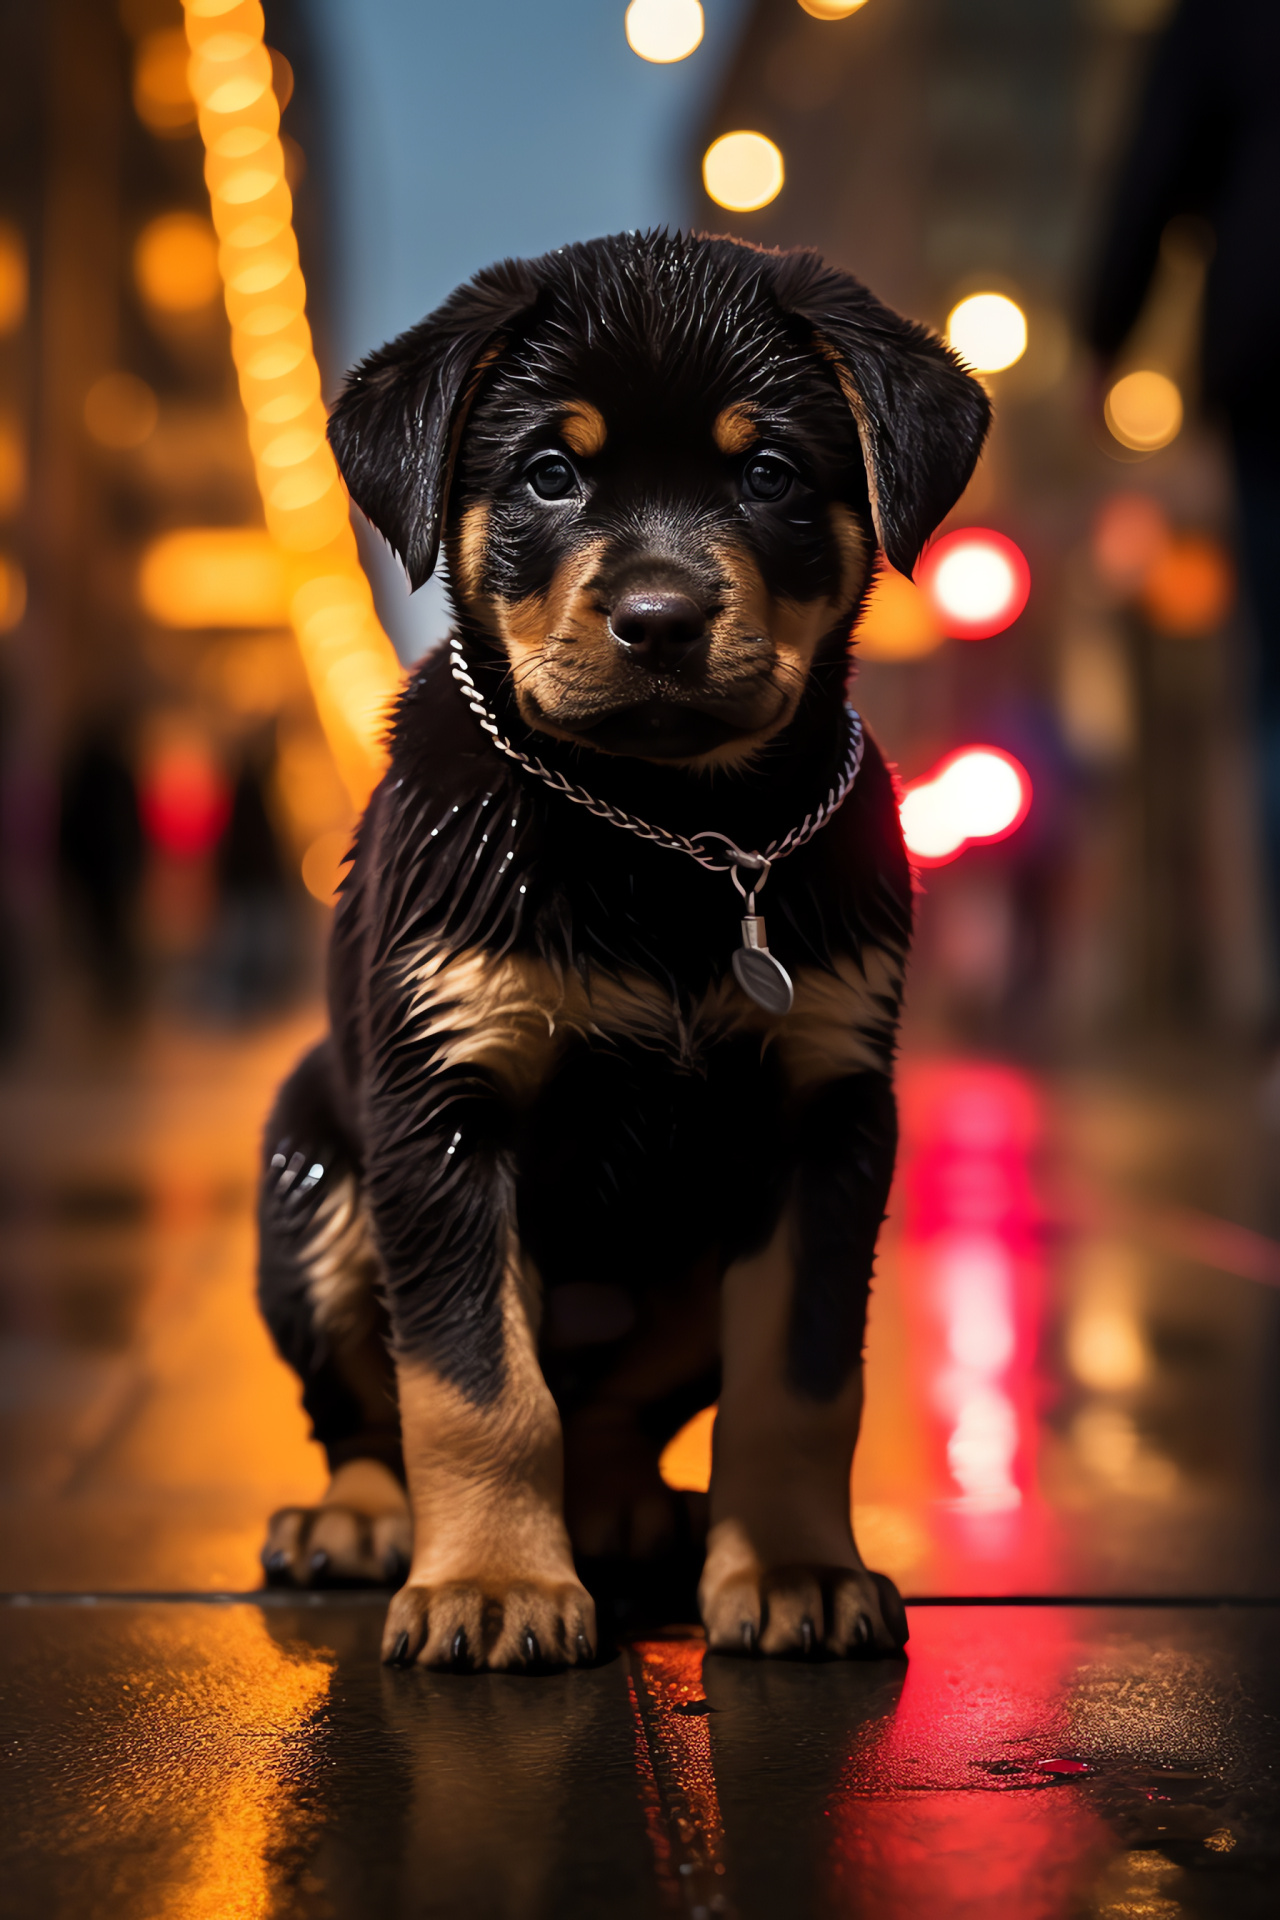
608,589,709,674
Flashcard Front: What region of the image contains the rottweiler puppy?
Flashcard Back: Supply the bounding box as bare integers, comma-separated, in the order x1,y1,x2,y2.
257,231,988,1670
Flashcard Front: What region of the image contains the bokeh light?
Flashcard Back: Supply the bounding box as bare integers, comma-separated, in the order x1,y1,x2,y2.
139,731,230,861
0,222,28,335
134,211,221,312
625,0,704,62
0,418,25,516
139,528,290,628
857,566,945,660
1104,369,1183,452
1068,1298,1147,1392
301,826,355,906
797,0,869,16
702,131,784,211
84,372,159,450
918,528,1030,639
1140,533,1234,637
946,292,1028,374
0,554,27,633
181,0,402,808
1091,491,1171,595
899,746,1032,866
132,27,196,134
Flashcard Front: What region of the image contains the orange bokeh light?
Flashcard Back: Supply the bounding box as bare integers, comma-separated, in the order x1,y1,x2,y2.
181,0,402,809
140,528,291,628
1140,533,1234,637
1091,491,1171,596
134,211,221,312
0,221,29,336
856,566,945,660
133,27,197,134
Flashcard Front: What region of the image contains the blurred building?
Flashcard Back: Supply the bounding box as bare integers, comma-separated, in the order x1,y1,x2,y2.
0,0,1270,1057
0,0,352,1036
698,0,1272,1051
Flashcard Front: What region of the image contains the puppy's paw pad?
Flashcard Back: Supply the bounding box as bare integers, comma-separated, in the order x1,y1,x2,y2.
381,1577,597,1672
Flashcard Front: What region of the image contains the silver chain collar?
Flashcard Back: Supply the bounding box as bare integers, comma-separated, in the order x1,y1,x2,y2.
447,637,865,896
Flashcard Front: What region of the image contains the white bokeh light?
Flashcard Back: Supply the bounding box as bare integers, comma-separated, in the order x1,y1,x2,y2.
932,543,1018,630
946,292,1027,373
899,749,1029,864
625,0,704,63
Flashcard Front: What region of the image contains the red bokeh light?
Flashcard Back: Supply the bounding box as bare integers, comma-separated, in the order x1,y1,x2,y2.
899,745,1032,867
139,745,230,860
917,528,1031,640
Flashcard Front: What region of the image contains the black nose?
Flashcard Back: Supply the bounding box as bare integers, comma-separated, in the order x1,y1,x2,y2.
609,590,708,669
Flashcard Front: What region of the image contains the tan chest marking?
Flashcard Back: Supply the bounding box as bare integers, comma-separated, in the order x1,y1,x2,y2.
402,937,904,1102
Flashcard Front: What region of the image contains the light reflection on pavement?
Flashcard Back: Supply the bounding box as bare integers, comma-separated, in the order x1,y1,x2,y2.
2,1021,1280,1915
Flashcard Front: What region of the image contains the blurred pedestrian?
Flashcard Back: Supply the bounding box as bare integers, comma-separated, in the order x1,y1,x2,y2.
1084,0,1280,1021
58,727,145,1017
205,731,300,1020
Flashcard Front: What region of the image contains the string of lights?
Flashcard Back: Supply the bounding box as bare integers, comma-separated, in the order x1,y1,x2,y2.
181,0,402,810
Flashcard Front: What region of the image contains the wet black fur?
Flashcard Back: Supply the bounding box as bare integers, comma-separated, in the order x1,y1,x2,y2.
258,232,987,1484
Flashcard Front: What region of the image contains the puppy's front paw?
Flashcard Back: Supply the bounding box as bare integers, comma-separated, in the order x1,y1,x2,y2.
699,1526,907,1658
382,1575,597,1672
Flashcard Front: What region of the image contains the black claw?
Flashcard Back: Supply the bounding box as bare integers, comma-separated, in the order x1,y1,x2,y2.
853,1613,872,1647
389,1630,411,1667
261,1548,289,1582
741,1621,758,1654
800,1618,814,1657
523,1628,538,1666
576,1633,592,1665
308,1549,330,1584
870,1571,910,1650
450,1627,468,1670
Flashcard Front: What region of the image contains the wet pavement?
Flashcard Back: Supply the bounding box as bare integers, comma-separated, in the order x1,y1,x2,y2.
2,1015,1279,1915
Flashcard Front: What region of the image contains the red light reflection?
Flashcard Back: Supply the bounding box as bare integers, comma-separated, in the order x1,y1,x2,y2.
826,1609,1112,1917
895,1062,1051,1583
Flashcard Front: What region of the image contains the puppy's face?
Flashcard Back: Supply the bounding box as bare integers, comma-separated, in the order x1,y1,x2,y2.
446,318,872,768
328,235,991,761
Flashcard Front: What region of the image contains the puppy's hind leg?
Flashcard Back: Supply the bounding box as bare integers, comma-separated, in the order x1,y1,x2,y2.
257,1042,411,1588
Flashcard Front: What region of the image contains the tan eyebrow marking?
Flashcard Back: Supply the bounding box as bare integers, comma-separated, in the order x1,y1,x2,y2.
713,404,758,455
560,400,607,458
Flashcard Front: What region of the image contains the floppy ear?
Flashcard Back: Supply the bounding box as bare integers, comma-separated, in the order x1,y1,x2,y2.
327,257,542,589
766,251,991,578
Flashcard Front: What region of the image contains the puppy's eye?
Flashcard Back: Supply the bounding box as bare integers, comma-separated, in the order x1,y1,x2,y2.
526,455,579,501
742,455,793,503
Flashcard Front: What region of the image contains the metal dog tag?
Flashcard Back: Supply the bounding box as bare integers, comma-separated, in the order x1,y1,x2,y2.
732,913,793,1015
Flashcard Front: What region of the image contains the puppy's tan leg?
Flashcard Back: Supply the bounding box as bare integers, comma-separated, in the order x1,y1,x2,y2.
700,1210,906,1658
383,1246,596,1672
